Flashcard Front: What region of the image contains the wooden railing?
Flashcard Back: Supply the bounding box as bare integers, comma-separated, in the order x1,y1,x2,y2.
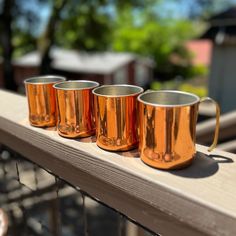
197,110,236,152
0,89,236,236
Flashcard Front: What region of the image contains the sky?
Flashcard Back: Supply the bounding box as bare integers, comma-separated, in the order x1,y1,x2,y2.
157,0,236,19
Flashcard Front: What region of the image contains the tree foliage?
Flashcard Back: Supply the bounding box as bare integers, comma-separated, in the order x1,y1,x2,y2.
54,0,149,51
55,1,112,51
112,8,198,79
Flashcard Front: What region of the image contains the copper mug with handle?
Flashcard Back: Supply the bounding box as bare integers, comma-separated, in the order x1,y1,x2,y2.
138,90,220,170
54,80,99,138
24,75,66,127
93,84,144,151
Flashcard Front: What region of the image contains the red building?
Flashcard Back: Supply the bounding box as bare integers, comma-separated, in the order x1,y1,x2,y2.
0,48,155,90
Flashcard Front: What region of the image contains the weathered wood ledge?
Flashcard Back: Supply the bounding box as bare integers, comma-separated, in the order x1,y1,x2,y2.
0,89,236,236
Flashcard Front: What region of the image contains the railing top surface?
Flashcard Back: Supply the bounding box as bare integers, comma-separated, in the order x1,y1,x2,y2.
0,89,236,236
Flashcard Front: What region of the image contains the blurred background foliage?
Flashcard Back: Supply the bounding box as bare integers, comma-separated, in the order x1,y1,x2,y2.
151,80,207,97
112,13,199,80
1,0,236,91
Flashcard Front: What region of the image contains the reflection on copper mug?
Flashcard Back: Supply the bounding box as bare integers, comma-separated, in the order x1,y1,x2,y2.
138,90,220,170
93,85,144,151
24,75,66,127
54,80,99,138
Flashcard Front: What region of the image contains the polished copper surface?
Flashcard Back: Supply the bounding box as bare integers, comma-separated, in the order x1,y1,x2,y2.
138,90,220,170
93,85,144,151
24,75,66,127
54,80,99,138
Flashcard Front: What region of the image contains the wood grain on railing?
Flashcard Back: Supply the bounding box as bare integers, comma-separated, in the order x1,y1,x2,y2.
0,90,236,236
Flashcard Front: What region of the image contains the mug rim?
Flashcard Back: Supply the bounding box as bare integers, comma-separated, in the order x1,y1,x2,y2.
53,80,99,90
92,84,144,98
24,75,66,85
138,90,200,107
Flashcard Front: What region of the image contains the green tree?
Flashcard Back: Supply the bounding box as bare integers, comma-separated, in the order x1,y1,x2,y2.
54,0,147,51
112,8,197,80
55,1,112,51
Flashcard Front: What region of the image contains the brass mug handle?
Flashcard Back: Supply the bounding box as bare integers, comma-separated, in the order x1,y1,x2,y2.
200,97,220,152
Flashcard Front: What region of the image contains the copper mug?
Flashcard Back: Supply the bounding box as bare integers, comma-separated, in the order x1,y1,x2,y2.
24,75,66,127
93,84,144,151
138,90,220,170
54,80,99,138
